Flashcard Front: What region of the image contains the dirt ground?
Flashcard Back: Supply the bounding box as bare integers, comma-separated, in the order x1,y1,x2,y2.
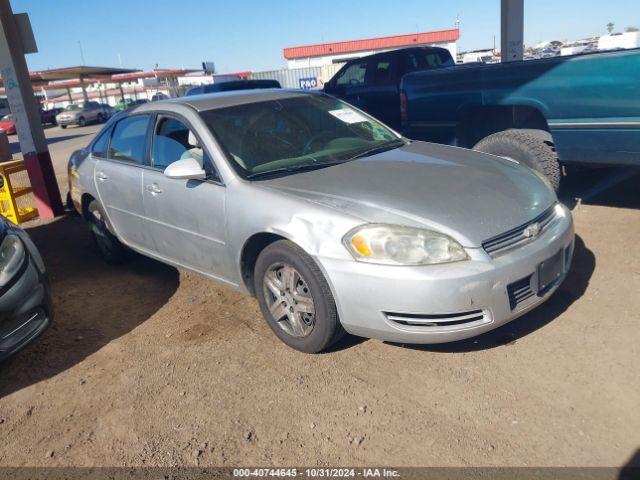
0,126,639,468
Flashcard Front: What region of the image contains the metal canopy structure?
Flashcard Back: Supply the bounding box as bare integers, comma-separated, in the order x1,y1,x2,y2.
29,65,138,103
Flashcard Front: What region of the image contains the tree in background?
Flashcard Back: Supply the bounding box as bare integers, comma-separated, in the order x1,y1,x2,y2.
625,26,639,32
606,22,615,33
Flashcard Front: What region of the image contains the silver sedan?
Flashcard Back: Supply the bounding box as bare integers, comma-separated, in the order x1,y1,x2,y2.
67,90,574,353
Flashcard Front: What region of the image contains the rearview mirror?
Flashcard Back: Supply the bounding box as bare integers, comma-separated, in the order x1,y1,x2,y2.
163,157,206,180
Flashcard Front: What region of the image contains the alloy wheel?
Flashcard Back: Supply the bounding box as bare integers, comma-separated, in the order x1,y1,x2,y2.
262,262,316,337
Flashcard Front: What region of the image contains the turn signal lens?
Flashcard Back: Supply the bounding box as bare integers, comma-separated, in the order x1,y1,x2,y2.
351,234,372,257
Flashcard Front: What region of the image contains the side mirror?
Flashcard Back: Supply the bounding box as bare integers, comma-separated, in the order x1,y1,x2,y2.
164,157,207,180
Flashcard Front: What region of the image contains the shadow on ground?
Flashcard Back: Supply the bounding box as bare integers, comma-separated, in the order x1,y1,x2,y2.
0,215,179,398
386,234,594,353
560,166,640,210
620,448,640,480
9,133,90,155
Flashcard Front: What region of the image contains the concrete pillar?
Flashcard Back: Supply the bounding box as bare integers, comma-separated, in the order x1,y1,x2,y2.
0,0,63,218
501,0,524,62
79,74,89,103
65,87,73,103
118,82,125,103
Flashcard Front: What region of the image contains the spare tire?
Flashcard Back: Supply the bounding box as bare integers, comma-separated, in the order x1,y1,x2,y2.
474,129,561,192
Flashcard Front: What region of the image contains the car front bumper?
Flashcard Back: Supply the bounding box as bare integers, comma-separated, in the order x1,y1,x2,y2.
318,206,575,344
0,234,52,362
56,117,79,126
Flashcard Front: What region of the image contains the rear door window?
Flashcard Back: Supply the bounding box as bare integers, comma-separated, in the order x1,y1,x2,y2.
370,57,395,85
108,115,151,164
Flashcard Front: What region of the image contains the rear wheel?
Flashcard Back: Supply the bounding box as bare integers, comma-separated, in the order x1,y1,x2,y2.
78,117,86,127
87,200,127,264
97,113,105,123
60,125,67,129
254,240,344,353
474,129,561,192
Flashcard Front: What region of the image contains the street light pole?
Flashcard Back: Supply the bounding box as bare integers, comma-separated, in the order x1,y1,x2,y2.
0,0,63,218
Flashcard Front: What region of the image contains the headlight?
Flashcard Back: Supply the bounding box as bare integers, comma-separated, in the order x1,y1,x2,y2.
0,234,25,286
343,224,468,266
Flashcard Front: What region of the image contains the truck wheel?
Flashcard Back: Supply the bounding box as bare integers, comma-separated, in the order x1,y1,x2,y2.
474,130,561,192
254,240,345,353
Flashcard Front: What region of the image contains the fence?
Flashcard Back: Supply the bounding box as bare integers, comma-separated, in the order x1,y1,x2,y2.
250,64,343,90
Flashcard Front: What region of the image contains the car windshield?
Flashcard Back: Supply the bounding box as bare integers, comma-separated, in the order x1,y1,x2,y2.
65,104,81,111
199,94,404,178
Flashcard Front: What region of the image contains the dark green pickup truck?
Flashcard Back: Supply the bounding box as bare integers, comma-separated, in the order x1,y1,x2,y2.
401,48,640,190
326,47,640,190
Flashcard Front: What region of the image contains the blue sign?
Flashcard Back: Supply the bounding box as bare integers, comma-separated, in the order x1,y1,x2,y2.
299,77,318,90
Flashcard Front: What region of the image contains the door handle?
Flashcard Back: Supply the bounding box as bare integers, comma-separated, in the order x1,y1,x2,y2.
145,183,162,195
96,171,108,181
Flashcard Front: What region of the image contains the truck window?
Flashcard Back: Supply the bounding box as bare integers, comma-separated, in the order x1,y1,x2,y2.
371,59,394,85
406,50,454,73
336,61,367,86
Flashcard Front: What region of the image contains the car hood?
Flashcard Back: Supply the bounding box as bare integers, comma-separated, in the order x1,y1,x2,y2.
57,111,79,117
261,141,556,247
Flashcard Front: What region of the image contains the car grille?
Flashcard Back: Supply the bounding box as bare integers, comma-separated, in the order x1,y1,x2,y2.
507,275,535,310
482,204,558,256
384,309,490,330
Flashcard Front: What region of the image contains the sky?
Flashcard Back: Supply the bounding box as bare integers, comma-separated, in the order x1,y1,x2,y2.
12,0,640,73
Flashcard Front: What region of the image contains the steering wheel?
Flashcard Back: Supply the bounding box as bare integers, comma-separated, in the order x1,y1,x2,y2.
302,131,335,155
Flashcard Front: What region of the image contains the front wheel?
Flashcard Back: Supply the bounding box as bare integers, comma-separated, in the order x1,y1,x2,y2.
60,125,67,129
87,200,127,264
474,129,561,192
254,240,344,353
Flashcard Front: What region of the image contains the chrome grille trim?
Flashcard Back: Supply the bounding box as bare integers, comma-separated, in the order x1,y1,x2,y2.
482,204,558,256
384,309,490,329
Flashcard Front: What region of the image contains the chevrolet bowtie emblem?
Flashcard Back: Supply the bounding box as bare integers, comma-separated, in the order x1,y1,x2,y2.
523,222,541,238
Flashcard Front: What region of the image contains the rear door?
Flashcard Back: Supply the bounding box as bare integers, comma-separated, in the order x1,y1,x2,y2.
360,53,401,129
94,113,155,251
140,113,228,277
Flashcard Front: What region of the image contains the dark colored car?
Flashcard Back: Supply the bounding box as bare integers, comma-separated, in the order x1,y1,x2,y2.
324,47,454,130
186,79,281,96
0,215,51,361
40,107,62,125
115,99,148,112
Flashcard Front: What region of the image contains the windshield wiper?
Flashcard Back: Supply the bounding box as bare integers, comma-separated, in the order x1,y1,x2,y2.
347,140,405,161
246,160,347,180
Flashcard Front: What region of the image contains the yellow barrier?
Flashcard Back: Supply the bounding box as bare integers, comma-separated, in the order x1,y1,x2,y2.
0,159,38,224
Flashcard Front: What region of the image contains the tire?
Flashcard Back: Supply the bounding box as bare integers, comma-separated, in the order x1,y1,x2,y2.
473,129,561,192
65,191,78,215
87,200,127,264
60,125,67,129
97,113,105,123
254,240,345,353
78,117,86,127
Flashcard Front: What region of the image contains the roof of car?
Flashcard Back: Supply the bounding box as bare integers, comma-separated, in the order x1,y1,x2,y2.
136,88,315,113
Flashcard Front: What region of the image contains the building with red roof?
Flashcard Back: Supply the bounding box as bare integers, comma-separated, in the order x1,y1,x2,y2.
284,28,460,68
